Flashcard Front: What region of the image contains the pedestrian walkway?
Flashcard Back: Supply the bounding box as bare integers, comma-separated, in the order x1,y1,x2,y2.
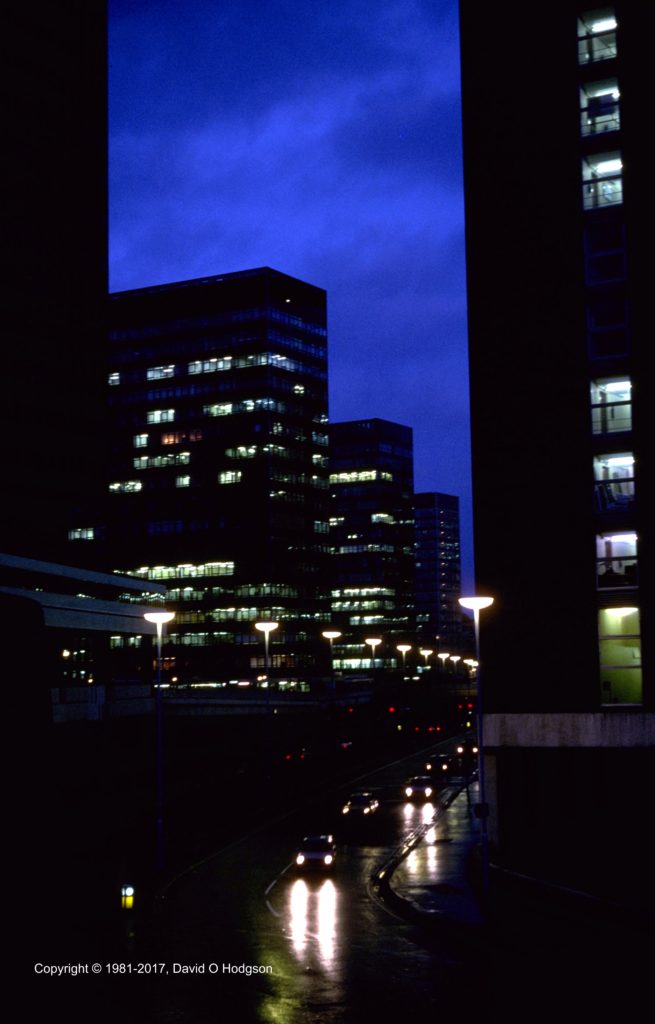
388,782,482,927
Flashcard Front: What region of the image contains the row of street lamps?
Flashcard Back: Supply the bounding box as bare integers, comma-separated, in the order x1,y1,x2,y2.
143,597,495,887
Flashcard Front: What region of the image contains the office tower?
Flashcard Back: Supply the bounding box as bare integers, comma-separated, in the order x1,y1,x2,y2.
102,268,330,680
3,4,108,561
460,1,652,897
328,419,415,668
414,492,463,652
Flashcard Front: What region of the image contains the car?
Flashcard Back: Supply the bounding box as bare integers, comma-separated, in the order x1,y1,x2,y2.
455,738,479,757
425,753,453,776
295,834,337,870
341,791,379,816
404,776,435,801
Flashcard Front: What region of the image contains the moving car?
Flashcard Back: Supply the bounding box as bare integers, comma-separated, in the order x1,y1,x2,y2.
425,753,453,776
341,791,379,816
404,776,434,801
455,738,479,757
295,834,337,870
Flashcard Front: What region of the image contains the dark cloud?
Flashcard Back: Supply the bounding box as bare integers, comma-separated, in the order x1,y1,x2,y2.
108,0,473,585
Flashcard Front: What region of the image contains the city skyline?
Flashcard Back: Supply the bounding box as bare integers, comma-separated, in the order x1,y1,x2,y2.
108,0,473,586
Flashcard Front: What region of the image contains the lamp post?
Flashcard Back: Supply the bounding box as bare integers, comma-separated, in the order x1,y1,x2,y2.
255,621,279,681
437,652,450,672
322,630,342,689
364,637,382,673
396,643,411,675
419,648,433,668
144,610,175,873
458,595,494,906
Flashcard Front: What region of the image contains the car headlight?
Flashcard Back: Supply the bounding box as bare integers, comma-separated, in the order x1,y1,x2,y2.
441,763,448,770
473,746,479,754
457,746,464,754
324,854,333,865
425,787,433,797
405,787,412,796
426,762,432,771
363,807,369,814
342,806,349,814
296,854,305,865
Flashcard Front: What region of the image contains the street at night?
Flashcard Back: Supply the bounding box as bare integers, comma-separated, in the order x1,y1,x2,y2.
5,2,653,1020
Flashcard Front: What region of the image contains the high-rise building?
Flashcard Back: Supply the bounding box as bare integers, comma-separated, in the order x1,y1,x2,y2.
414,492,464,652
3,4,108,562
460,1,652,900
328,419,415,669
100,268,330,681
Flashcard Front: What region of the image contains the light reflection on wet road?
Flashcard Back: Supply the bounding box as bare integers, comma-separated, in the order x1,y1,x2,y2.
84,743,478,1023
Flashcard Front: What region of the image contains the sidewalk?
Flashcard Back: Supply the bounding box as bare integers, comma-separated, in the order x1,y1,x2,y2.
387,782,483,928
380,777,653,1010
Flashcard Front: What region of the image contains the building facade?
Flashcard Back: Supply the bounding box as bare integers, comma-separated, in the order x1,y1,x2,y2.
460,0,653,902
98,268,330,682
414,492,464,653
3,4,108,563
328,419,416,670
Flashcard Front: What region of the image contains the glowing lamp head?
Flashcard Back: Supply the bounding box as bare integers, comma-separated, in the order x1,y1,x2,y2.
255,621,279,635
459,596,494,612
144,611,175,626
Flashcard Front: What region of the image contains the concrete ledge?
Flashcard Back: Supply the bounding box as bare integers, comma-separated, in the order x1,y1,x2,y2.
486,711,655,748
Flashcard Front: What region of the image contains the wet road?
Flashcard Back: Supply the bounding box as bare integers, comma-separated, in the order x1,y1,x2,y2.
75,744,479,1022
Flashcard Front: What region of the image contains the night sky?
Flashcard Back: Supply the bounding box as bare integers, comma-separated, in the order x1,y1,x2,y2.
109,0,473,586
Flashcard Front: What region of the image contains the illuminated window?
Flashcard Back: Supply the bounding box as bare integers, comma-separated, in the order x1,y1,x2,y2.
225,446,257,460
590,378,631,434
146,364,176,380
125,562,234,581
176,475,191,488
108,372,120,386
162,430,202,445
580,80,620,136
329,470,393,484
204,402,233,417
133,433,149,448
133,452,190,469
596,532,637,589
593,452,635,513
219,470,242,484
109,480,142,493
578,9,617,64
147,409,175,424
582,152,623,209
599,606,641,704
68,527,95,540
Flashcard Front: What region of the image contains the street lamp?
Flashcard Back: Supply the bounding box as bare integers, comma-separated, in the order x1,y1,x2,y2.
450,654,462,672
144,609,175,873
364,637,382,671
419,648,433,667
322,630,342,689
396,643,411,674
254,621,279,680
437,652,450,670
458,595,494,905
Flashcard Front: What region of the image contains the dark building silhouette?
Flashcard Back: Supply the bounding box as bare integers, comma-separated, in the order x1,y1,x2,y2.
328,419,415,668
414,491,464,653
460,0,653,903
3,4,108,562
100,269,330,681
